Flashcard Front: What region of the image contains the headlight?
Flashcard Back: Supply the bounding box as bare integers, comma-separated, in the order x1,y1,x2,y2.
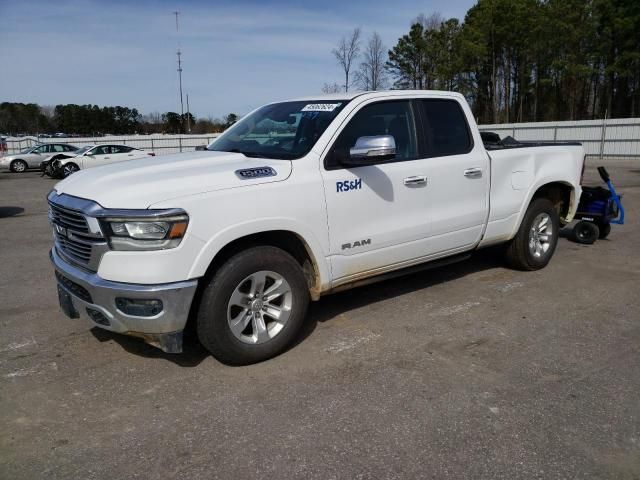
102,214,189,251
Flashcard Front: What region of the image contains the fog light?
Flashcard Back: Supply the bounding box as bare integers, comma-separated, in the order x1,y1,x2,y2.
115,298,163,317
86,308,110,326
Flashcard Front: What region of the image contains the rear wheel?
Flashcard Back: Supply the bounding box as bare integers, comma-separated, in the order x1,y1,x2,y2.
62,163,79,177
197,246,310,365
572,221,599,244
505,198,560,270
10,159,27,173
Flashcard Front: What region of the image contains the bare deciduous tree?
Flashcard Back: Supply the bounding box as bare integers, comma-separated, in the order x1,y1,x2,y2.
332,28,361,92
322,82,342,94
355,32,387,91
415,12,444,31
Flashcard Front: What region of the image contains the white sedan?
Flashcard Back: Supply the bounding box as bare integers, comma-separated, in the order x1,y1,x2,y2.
0,143,79,172
51,144,155,177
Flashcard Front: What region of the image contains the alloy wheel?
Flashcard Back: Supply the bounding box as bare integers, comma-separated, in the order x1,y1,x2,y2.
226,270,293,344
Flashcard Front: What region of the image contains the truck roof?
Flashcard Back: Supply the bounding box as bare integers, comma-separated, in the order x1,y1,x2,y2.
288,90,465,102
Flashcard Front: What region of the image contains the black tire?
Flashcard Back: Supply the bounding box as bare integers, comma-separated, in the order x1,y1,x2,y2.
572,221,599,244
598,223,611,239
197,246,310,365
62,163,79,177
505,198,560,270
10,159,28,173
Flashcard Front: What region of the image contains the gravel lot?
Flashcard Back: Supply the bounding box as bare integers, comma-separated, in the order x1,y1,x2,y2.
1,160,639,479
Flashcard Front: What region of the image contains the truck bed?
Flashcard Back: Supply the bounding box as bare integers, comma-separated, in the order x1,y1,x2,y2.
481,131,581,151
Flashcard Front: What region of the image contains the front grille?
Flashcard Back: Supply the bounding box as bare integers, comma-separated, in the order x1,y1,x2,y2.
49,203,89,233
49,201,106,270
55,231,93,264
55,271,93,303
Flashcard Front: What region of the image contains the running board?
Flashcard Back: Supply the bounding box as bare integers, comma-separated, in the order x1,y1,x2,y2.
326,252,472,295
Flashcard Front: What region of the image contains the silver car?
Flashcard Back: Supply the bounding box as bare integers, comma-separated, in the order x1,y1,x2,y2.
0,143,79,172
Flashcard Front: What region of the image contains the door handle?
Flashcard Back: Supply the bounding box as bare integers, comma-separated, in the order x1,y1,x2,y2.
103,157,110,160
403,175,428,186
464,168,483,178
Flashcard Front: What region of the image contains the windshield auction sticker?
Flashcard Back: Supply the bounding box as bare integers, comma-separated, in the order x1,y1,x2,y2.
301,103,341,112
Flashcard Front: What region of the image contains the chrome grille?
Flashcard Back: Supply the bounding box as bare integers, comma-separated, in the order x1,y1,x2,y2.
49,201,107,270
54,231,93,264
49,203,89,233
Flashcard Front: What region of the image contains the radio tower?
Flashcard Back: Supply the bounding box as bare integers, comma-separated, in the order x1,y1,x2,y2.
174,11,185,130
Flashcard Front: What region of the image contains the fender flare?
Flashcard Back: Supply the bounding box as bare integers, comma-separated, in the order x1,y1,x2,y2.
508,177,577,240
188,219,331,294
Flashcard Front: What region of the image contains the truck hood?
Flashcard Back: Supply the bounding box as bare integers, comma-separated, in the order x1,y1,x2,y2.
53,151,292,209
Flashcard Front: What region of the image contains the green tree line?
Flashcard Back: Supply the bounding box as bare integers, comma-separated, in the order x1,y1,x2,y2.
0,102,238,136
385,0,640,123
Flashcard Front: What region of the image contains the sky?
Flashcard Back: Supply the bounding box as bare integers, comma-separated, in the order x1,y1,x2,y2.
0,0,474,119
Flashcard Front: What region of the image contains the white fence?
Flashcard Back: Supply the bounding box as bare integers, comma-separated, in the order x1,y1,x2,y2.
3,133,221,156
3,117,640,158
478,118,640,158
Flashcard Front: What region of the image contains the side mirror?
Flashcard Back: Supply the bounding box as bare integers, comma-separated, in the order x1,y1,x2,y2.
342,135,396,166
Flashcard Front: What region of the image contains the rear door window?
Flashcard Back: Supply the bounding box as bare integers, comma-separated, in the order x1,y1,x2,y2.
91,146,110,155
420,99,472,157
111,145,132,153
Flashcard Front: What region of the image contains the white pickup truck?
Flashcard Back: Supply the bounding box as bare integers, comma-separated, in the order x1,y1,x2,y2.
48,91,584,364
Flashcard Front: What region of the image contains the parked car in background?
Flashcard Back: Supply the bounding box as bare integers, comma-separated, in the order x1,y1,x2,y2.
0,143,79,172
46,144,155,177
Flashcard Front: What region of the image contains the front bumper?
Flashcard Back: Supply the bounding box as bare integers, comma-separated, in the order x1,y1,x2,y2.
50,246,198,353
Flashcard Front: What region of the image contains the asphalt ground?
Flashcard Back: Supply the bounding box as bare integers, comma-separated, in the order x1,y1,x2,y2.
1,159,639,479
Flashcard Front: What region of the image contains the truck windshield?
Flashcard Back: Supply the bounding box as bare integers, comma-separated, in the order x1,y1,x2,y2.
208,100,348,159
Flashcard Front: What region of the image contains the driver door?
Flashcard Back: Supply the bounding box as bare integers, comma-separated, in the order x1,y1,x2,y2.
320,100,433,284
30,144,50,167
84,145,111,168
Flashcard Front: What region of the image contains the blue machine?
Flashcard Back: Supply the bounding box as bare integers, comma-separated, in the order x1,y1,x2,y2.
572,166,625,244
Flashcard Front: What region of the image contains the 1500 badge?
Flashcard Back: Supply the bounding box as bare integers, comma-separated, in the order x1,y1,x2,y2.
336,178,362,192
235,167,277,179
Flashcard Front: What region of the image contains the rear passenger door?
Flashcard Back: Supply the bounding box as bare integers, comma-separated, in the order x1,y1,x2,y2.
417,98,489,253
108,145,135,163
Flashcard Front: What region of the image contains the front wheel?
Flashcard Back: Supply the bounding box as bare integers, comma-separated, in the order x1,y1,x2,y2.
62,163,79,177
10,159,28,173
197,246,310,365
505,198,560,270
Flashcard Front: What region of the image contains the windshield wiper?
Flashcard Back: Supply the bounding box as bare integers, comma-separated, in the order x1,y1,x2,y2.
222,148,262,158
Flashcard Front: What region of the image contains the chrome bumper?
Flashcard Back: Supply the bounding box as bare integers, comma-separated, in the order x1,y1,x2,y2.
50,247,198,353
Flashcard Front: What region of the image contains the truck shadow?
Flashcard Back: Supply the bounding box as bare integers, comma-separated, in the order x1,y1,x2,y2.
293,247,508,348
89,246,528,366
90,328,209,367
